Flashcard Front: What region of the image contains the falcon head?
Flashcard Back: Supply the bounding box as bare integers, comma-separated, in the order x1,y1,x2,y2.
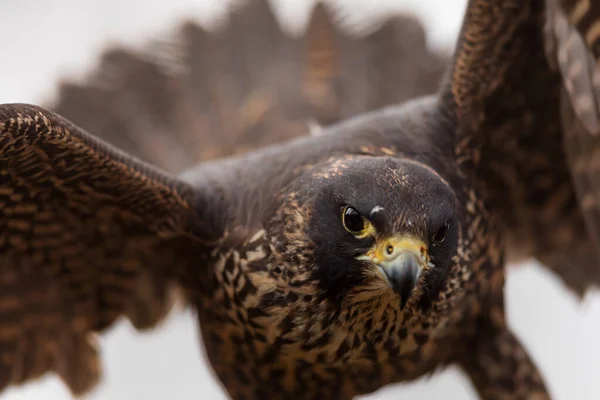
281,156,458,311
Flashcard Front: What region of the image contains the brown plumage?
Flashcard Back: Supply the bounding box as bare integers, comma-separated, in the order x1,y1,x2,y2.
546,0,600,281
1,0,598,399
49,0,448,174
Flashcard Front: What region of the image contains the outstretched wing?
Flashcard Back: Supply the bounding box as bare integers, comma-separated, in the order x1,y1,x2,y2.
546,1,600,270
50,0,448,174
0,104,218,395
439,0,600,295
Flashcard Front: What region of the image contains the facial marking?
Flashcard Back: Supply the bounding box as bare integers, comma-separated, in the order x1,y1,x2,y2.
370,206,385,216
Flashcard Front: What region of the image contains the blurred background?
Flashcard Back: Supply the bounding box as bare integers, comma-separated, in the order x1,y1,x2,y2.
1,0,599,399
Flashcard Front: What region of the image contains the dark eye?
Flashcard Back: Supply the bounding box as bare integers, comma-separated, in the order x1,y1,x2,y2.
433,221,450,244
342,206,365,234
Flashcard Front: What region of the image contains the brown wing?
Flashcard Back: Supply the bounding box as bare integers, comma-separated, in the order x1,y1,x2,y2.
546,1,600,264
439,0,600,295
559,0,600,59
0,104,217,395
49,0,448,174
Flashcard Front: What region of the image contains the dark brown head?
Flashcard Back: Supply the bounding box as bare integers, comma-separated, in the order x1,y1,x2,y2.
275,155,458,312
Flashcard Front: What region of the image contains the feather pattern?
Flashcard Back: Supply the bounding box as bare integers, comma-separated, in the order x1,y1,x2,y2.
49,0,448,174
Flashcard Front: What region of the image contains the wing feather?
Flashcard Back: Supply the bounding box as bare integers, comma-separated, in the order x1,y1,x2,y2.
547,0,600,259
50,0,448,173
0,104,215,395
440,0,600,294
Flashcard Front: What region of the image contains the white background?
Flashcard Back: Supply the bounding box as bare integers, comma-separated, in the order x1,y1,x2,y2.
1,1,599,399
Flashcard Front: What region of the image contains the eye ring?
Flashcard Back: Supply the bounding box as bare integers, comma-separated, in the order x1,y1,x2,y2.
433,221,450,244
341,206,373,238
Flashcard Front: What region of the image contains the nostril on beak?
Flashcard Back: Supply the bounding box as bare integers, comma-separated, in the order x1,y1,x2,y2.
386,244,394,256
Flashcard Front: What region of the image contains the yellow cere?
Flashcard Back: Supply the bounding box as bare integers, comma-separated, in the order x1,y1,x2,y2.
367,236,428,265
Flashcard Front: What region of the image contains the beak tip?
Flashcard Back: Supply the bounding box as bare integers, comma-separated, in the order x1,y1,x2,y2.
383,253,422,309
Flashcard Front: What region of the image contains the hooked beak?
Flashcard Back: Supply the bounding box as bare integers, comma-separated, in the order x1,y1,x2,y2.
379,252,423,309
358,236,430,309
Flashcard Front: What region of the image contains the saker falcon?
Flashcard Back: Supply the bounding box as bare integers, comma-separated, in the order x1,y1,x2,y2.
1,0,599,399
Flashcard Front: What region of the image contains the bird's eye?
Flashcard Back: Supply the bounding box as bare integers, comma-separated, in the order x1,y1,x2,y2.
433,221,450,244
341,206,373,238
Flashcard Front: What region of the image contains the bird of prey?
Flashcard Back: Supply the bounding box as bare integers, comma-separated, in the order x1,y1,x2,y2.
1,0,599,399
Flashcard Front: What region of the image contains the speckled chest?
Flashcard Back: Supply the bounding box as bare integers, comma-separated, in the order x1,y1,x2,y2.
193,193,501,400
